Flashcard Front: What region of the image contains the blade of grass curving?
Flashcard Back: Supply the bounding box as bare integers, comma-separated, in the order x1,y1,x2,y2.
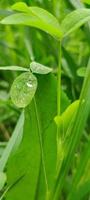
61,8,90,38
68,0,90,45
0,66,29,71
0,111,24,172
51,58,90,200
67,137,90,200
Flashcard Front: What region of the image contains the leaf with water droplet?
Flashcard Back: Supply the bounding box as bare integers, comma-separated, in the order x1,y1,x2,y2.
30,61,52,74
10,72,37,108
0,172,7,190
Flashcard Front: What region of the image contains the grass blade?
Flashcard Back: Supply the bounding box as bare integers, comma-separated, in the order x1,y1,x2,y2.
0,111,24,172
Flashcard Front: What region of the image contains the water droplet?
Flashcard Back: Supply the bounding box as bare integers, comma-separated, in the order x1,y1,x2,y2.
30,61,52,74
10,72,37,108
26,82,33,88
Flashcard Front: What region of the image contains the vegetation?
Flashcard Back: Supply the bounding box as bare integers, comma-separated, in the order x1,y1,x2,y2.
0,0,90,200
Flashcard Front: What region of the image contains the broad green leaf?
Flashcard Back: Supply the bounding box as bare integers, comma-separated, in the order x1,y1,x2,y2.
10,72,37,108
30,61,52,74
0,66,29,71
0,2,62,40
61,8,90,37
0,172,7,190
77,67,86,77
5,74,70,200
0,112,24,172
33,75,70,199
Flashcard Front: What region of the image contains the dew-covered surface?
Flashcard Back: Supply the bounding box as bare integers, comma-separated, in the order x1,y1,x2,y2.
30,61,52,74
10,72,37,108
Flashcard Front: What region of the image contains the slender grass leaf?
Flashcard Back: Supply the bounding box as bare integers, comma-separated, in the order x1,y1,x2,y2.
61,8,90,37
0,111,24,172
30,61,52,74
0,3,62,40
67,138,90,200
0,172,7,190
0,66,29,71
10,72,37,108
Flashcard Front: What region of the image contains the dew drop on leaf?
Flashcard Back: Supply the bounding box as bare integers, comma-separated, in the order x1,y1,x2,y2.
10,72,37,108
30,61,52,74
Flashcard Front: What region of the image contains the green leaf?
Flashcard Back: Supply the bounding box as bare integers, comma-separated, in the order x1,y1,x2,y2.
0,66,29,71
0,2,62,40
77,67,86,77
5,102,41,200
0,112,24,172
30,61,52,74
10,72,37,108
54,100,79,133
0,172,7,190
11,2,30,13
5,74,70,200
61,8,90,37
67,138,90,200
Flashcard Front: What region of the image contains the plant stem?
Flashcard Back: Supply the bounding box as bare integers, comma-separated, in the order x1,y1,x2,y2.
57,41,62,163
49,41,62,200
57,41,62,117
33,97,49,195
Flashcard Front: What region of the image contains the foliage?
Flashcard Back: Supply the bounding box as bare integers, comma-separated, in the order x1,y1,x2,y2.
0,1,90,200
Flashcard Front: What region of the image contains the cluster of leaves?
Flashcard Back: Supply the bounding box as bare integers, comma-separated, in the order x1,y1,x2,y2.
0,0,90,200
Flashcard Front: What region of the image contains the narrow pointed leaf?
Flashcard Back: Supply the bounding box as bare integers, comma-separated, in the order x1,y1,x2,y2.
30,61,52,74
10,72,37,108
0,112,24,172
0,172,7,190
54,100,79,132
61,8,90,37
0,66,29,71
67,138,90,200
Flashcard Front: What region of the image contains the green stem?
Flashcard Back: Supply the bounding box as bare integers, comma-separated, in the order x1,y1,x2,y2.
56,41,62,168
49,41,62,200
33,97,49,195
57,41,62,117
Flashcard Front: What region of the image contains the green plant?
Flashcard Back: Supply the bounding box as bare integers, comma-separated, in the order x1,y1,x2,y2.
0,2,90,200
